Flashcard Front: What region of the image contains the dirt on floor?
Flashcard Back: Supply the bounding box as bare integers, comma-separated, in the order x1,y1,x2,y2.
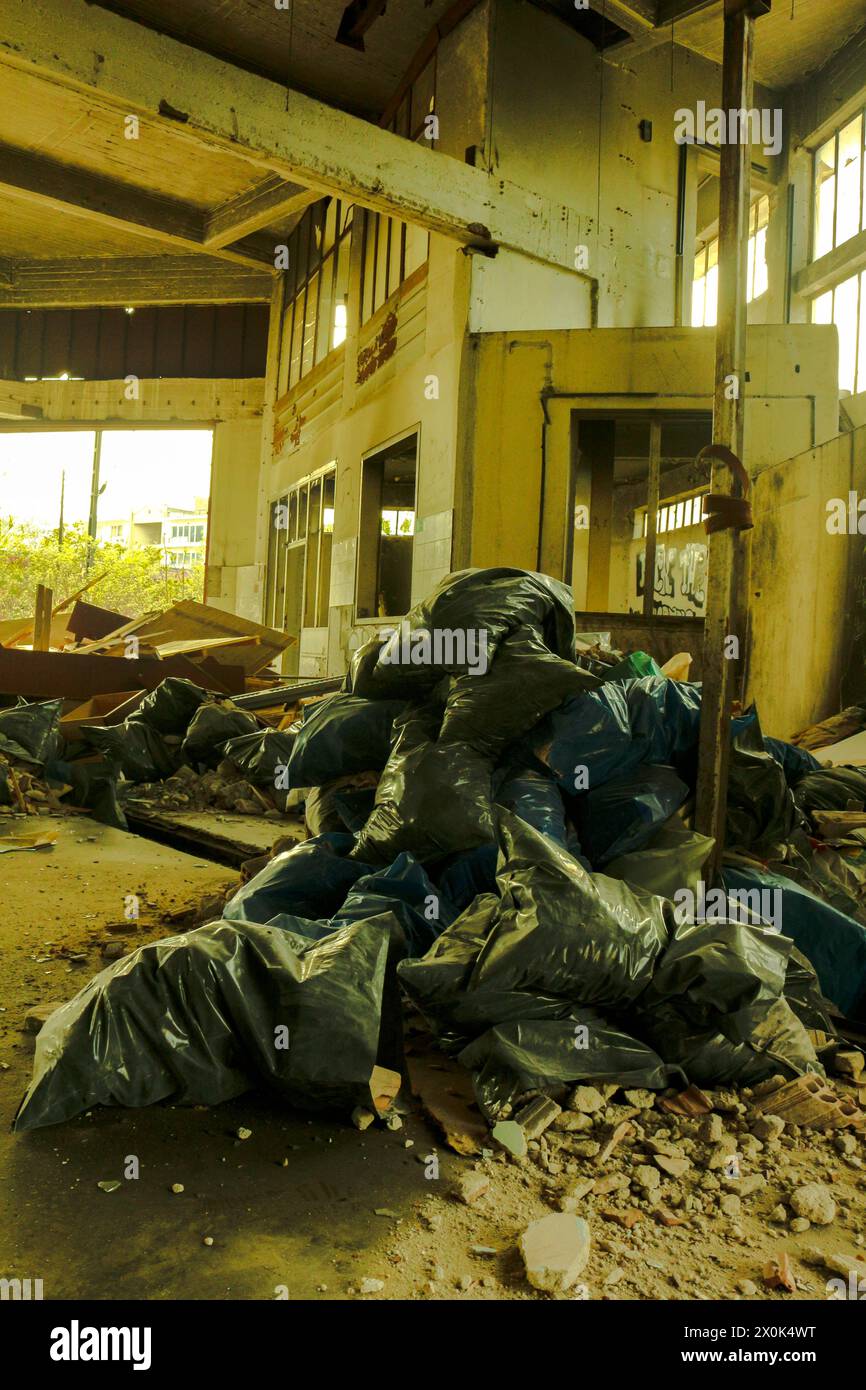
1,814,864,1302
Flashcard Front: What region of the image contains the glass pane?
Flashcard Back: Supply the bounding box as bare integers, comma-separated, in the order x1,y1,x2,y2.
323,198,337,257
704,263,719,327
316,256,334,363
290,293,304,386
301,271,318,377
812,288,833,324
752,225,768,300
375,219,390,309
746,234,756,300
836,115,862,247
389,219,404,292
814,136,837,259
691,269,705,327
834,273,859,393
362,213,377,323
859,271,866,394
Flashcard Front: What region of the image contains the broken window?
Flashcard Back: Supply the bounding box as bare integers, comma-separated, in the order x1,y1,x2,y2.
812,111,865,261
356,432,418,619
812,269,865,395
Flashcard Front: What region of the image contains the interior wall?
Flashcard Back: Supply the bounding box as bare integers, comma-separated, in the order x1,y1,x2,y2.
748,425,866,738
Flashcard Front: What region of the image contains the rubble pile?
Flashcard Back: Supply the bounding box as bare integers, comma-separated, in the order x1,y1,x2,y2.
123,761,280,818
12,569,866,1165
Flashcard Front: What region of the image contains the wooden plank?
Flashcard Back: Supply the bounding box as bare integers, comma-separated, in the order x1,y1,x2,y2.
0,647,232,700
66,599,131,644
0,258,272,309
32,586,53,651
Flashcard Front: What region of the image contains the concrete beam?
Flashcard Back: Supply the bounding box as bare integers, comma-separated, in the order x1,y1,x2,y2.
0,142,277,271
0,386,42,419
203,175,318,249
0,257,272,307
0,0,590,273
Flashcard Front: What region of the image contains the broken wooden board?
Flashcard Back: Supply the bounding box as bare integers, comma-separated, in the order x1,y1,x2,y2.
405,1044,488,1155
66,599,131,644
79,600,293,676
59,689,144,741
0,647,237,700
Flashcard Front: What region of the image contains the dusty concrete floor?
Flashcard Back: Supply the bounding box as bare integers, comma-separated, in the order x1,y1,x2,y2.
0,815,457,1301
1,814,865,1303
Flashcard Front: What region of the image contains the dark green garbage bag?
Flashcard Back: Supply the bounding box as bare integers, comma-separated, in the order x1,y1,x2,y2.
0,697,64,764
14,912,406,1132
181,701,261,769
126,677,209,735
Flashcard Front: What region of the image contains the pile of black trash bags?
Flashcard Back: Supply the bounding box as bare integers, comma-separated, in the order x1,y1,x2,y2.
14,568,856,1132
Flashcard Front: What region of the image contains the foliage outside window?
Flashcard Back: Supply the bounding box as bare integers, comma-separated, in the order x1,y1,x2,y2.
692,195,770,327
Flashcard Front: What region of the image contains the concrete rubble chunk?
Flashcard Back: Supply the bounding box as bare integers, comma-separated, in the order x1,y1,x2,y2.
790,1182,836,1226
653,1154,690,1179
457,1170,490,1206
519,1213,591,1293
569,1085,606,1114
515,1095,561,1139
492,1120,528,1157
22,1002,64,1034
623,1089,656,1110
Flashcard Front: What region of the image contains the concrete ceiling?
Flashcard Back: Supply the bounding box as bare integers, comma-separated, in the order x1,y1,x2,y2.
93,0,461,119
670,0,866,90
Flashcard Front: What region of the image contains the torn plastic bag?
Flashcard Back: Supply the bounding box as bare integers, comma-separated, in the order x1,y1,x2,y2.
494,762,569,847
351,705,495,864
604,822,714,900
13,912,406,1132
181,702,261,768
331,853,457,957
726,711,803,849
722,863,866,1020
575,764,690,867
224,832,369,925
460,1014,678,1120
351,567,578,698
439,625,598,759
221,727,296,789
793,765,866,814
286,693,407,787
79,720,179,784
635,913,821,1085
126,677,209,735
0,698,64,765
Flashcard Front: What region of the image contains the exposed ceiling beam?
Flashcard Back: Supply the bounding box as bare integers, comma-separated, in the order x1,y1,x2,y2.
0,256,272,307
0,386,42,419
0,143,278,272
0,0,590,274
203,175,319,249
656,0,721,23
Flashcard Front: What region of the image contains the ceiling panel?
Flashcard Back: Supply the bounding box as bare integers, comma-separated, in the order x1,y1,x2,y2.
672,0,866,89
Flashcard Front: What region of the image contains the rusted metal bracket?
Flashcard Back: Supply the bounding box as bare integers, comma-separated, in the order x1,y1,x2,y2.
697,444,754,534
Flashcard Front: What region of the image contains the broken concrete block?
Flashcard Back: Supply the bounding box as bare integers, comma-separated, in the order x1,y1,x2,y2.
351,1107,376,1131
457,1170,490,1206
515,1095,561,1140
751,1113,785,1141
653,1154,690,1179
699,1114,725,1144
519,1213,591,1293
568,1085,605,1114
754,1073,863,1130
492,1120,527,1158
790,1182,836,1226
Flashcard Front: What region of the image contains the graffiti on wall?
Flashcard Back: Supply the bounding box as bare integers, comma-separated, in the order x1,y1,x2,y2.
635,539,708,617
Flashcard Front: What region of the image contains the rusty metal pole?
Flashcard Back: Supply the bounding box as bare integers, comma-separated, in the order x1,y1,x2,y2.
695,0,770,878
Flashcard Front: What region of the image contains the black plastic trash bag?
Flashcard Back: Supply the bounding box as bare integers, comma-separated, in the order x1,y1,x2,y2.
304,776,378,836
224,832,369,925
43,758,127,829
494,762,570,848
726,711,804,849
574,763,690,867
0,698,64,764
439,625,598,759
221,727,296,789
181,702,261,769
792,765,866,814
79,721,179,784
461,1013,678,1120
286,693,407,787
349,567,578,698
332,853,457,958
352,705,496,864
635,912,821,1086
13,913,406,1132
127,677,209,735
435,844,499,913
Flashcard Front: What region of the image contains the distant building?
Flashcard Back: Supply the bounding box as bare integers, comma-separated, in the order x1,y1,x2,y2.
97,501,207,570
